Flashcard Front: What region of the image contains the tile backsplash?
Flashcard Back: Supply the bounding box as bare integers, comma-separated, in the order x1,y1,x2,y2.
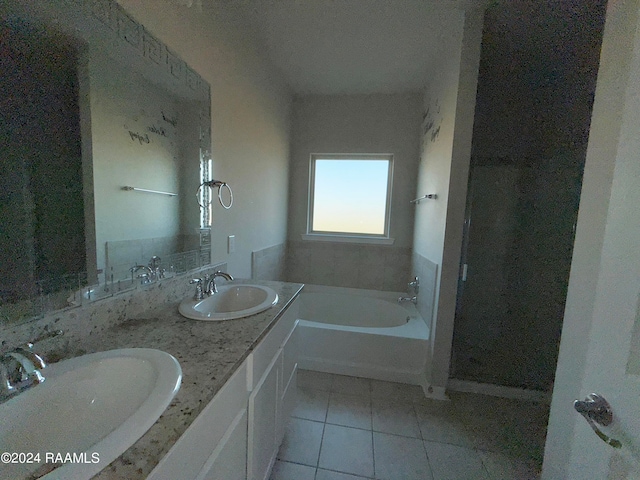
252,243,287,281
0,263,227,361
286,240,411,292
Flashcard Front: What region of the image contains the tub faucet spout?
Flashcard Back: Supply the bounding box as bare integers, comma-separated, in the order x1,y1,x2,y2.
398,296,417,305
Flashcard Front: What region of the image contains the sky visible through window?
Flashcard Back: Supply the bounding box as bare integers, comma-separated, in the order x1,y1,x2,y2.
312,158,390,235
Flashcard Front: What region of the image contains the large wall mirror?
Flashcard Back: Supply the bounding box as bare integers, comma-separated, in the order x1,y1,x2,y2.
0,0,212,325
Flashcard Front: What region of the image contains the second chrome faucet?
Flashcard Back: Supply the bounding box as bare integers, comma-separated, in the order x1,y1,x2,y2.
190,271,234,300
0,344,48,403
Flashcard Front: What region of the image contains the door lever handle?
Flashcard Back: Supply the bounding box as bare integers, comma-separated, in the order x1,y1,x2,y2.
574,393,622,448
574,393,613,426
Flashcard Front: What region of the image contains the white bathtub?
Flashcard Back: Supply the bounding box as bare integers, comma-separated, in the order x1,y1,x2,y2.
295,285,430,386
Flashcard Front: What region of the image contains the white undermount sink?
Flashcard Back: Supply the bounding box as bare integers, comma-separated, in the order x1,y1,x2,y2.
178,284,279,321
0,348,181,480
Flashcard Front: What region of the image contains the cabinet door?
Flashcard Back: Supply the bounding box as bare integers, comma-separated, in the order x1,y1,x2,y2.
148,360,249,480
196,408,248,480
278,325,298,446
278,364,297,447
247,349,282,480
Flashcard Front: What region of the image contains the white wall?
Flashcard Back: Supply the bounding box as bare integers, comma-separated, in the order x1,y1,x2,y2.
543,0,640,477
286,93,422,291
119,0,293,279
412,8,483,392
288,93,422,248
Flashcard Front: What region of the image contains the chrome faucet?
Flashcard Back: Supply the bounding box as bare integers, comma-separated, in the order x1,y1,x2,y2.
131,256,166,284
398,277,419,304
190,278,205,300
148,255,165,280
408,276,419,294
130,264,153,284
204,271,234,295
190,271,234,300
398,295,417,305
0,344,47,402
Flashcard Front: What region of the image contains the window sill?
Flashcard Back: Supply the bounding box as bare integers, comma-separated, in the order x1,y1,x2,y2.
301,234,395,245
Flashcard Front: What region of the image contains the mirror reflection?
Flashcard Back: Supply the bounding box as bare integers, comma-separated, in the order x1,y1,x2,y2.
0,0,212,324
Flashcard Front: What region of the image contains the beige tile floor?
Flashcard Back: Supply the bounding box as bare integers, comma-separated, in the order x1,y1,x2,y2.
271,370,548,480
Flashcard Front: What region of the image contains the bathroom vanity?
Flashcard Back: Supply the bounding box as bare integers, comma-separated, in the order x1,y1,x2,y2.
145,282,301,480
54,279,303,480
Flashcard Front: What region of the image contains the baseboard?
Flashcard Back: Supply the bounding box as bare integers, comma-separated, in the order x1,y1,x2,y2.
421,384,449,401
447,379,552,403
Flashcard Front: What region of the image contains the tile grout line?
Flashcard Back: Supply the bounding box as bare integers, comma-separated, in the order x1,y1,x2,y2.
314,388,331,474
294,374,543,480
412,399,438,480
369,380,376,480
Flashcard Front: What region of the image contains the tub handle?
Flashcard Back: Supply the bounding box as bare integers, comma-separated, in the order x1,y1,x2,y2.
408,277,419,294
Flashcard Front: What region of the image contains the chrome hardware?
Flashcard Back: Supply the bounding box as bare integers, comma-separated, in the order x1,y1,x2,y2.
131,264,153,284
398,296,417,305
190,271,234,299
408,276,419,294
0,345,47,403
190,278,205,300
149,256,165,279
12,346,47,370
205,271,234,295
410,194,437,203
574,393,622,448
0,362,15,398
574,393,613,426
130,256,165,284
199,180,234,209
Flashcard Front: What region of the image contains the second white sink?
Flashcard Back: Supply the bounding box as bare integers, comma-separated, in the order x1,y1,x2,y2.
179,284,279,321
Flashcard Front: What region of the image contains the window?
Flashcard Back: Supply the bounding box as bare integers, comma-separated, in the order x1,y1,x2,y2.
306,154,393,243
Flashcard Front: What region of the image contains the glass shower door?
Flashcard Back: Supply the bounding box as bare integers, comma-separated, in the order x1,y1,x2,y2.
451,159,582,391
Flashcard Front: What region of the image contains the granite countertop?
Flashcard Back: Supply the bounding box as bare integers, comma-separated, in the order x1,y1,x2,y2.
69,279,305,480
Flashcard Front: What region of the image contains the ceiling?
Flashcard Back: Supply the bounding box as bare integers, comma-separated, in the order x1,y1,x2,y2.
225,0,471,95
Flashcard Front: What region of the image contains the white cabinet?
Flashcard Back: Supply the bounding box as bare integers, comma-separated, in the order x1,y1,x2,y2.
247,349,282,480
278,325,298,446
149,296,299,480
196,408,248,480
148,360,250,480
247,299,299,480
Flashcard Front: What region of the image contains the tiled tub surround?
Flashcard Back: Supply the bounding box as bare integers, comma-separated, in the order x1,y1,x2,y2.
0,273,303,480
411,253,439,329
252,243,287,281
286,241,412,292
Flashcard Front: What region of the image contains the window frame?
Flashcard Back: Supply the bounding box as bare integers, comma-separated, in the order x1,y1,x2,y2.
305,153,394,244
